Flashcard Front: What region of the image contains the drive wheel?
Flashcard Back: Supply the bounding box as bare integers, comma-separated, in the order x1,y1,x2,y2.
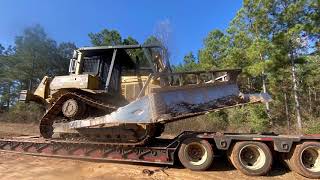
228,141,272,176
178,138,213,171
287,142,320,179
62,99,86,119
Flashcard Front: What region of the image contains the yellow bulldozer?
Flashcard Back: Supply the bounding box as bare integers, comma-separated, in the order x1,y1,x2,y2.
20,44,269,145
20,45,166,110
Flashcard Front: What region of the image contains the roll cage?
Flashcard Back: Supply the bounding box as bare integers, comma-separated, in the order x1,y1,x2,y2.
68,44,168,91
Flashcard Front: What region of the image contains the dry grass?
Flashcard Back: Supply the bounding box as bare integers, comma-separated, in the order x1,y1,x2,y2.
0,102,44,123
0,122,38,137
163,114,251,135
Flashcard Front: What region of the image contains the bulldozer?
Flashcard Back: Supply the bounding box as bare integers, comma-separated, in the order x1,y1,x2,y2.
20,44,270,145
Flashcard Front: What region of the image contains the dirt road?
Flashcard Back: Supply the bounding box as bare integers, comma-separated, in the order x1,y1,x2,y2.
0,123,309,180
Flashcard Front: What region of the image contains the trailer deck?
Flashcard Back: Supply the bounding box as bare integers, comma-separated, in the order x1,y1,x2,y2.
0,136,177,165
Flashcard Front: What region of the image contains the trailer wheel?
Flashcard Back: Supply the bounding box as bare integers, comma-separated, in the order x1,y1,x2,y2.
229,141,272,176
287,142,320,179
178,138,213,171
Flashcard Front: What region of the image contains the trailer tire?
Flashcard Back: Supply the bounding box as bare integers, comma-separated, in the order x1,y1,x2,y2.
228,141,272,176
287,142,320,179
178,138,213,171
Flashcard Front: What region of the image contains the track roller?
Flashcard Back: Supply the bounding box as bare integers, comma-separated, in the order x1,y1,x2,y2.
286,141,320,179
228,141,272,176
62,98,86,118
178,138,213,171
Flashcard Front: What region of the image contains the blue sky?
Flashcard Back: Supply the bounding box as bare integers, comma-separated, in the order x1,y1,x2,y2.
0,0,242,64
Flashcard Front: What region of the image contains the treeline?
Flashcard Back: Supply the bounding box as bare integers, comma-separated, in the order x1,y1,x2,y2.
0,25,77,110
173,0,319,133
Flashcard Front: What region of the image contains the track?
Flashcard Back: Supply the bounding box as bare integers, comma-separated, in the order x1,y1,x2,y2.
40,92,118,138
39,92,156,145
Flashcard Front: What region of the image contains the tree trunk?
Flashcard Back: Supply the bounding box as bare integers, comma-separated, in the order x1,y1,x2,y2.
247,77,251,90
315,91,318,115
308,86,312,113
290,54,302,132
262,74,269,110
6,82,10,110
262,71,271,117
29,54,36,90
284,93,290,133
259,53,271,122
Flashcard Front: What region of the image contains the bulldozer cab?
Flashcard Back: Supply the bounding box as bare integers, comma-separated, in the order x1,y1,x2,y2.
68,45,167,98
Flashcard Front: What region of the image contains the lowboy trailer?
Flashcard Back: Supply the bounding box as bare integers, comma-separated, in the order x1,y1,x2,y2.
0,131,320,179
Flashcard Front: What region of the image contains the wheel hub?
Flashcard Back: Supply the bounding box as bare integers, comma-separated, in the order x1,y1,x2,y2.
62,99,85,118
239,145,266,170
301,146,320,172
185,142,208,166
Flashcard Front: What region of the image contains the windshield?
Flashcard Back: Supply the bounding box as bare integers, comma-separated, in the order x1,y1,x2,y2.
82,56,100,74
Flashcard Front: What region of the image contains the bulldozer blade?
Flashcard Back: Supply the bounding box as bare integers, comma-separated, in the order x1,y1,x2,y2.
69,83,270,129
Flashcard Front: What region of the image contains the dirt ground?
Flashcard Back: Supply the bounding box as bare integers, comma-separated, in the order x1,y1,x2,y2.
0,123,309,180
